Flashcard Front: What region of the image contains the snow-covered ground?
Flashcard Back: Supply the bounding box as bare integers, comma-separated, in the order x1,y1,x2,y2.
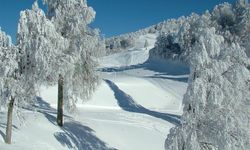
0,34,189,150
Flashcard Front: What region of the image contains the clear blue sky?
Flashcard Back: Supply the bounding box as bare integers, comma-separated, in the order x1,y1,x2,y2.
0,0,236,43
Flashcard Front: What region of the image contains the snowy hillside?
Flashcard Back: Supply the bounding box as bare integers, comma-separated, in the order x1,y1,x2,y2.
1,0,249,150
0,34,189,150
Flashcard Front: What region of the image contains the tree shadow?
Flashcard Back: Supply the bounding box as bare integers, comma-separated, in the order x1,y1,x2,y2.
54,121,117,150
35,97,117,150
144,75,188,83
0,123,18,130
0,123,18,142
99,59,189,76
105,79,181,126
0,128,5,141
34,97,72,119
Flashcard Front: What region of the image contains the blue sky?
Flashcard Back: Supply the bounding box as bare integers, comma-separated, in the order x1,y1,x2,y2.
0,0,236,43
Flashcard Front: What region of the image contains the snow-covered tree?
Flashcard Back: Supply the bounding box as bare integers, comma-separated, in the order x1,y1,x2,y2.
105,28,151,54
42,0,100,125
17,1,74,127
87,28,106,57
17,1,69,87
210,0,250,44
149,0,250,64
43,0,95,36
150,33,182,60
165,27,250,150
0,28,35,144
0,29,17,144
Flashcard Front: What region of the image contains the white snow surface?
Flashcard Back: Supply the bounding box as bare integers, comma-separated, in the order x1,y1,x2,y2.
0,34,189,150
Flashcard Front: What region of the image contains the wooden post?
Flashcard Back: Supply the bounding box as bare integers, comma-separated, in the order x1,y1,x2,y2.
57,74,64,126
5,96,15,144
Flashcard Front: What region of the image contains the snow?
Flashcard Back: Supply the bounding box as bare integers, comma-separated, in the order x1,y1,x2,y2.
0,34,188,150
101,34,157,68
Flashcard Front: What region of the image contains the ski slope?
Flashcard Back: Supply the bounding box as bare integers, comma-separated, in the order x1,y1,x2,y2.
0,34,189,150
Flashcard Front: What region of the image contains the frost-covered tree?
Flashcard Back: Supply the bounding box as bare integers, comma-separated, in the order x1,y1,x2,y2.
165,27,250,150
150,33,182,60
17,2,69,87
17,2,72,128
0,29,17,144
0,29,35,144
149,0,250,64
211,0,250,41
105,28,151,54
42,0,100,126
148,13,202,63
148,1,250,150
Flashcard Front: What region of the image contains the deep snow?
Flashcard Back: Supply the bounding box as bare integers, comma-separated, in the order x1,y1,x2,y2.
0,34,189,150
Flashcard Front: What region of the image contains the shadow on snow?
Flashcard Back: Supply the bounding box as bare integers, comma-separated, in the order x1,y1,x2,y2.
0,120,18,141
36,97,117,150
99,59,189,77
0,127,5,141
105,79,181,126
143,74,188,83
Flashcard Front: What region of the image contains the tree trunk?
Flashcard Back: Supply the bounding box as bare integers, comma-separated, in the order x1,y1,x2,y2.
57,74,64,126
5,96,15,144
